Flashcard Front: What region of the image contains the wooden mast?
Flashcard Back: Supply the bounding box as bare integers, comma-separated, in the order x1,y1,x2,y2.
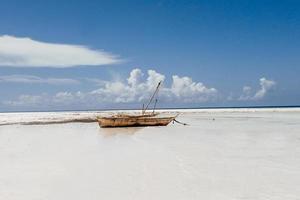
142,81,161,114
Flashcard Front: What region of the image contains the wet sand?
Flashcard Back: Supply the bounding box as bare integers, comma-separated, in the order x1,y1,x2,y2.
0,109,299,199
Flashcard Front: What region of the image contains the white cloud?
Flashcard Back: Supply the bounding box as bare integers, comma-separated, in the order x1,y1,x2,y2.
253,78,276,100
238,86,252,101
0,75,80,85
0,35,120,67
3,94,46,106
127,68,144,87
170,75,218,103
3,68,218,108
89,69,166,103
239,78,276,101
84,78,108,86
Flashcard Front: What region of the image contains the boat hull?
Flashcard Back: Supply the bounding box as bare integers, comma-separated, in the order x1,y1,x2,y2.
97,115,175,128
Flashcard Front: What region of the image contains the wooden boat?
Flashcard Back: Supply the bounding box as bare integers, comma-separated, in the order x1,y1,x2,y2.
97,113,177,128
97,81,178,128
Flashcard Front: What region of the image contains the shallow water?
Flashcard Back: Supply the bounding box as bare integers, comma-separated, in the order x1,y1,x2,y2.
0,109,300,200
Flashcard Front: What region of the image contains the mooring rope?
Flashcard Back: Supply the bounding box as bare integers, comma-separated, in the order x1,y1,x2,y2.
173,119,188,126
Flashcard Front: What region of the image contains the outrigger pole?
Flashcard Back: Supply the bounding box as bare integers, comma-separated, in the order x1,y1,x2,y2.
142,81,161,114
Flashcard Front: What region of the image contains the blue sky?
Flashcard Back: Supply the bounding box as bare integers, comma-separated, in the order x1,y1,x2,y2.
0,0,299,111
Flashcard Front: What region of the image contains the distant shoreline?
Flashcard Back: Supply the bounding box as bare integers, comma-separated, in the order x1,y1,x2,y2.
1,105,300,114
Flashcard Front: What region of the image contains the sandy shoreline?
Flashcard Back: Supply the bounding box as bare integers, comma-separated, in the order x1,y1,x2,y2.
0,108,300,199
1,107,299,126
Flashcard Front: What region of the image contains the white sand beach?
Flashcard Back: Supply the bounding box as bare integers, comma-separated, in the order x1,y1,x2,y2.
0,108,300,200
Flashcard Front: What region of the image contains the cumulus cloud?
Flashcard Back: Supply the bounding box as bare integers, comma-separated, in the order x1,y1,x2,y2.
127,68,144,87
90,69,166,103
239,77,276,101
253,78,276,100
3,68,218,108
0,75,80,85
170,75,217,103
0,35,120,67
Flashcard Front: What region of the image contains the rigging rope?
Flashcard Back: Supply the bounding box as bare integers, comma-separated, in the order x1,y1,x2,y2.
143,81,161,114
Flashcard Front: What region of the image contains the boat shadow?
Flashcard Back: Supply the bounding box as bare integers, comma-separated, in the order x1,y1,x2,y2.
99,127,144,137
